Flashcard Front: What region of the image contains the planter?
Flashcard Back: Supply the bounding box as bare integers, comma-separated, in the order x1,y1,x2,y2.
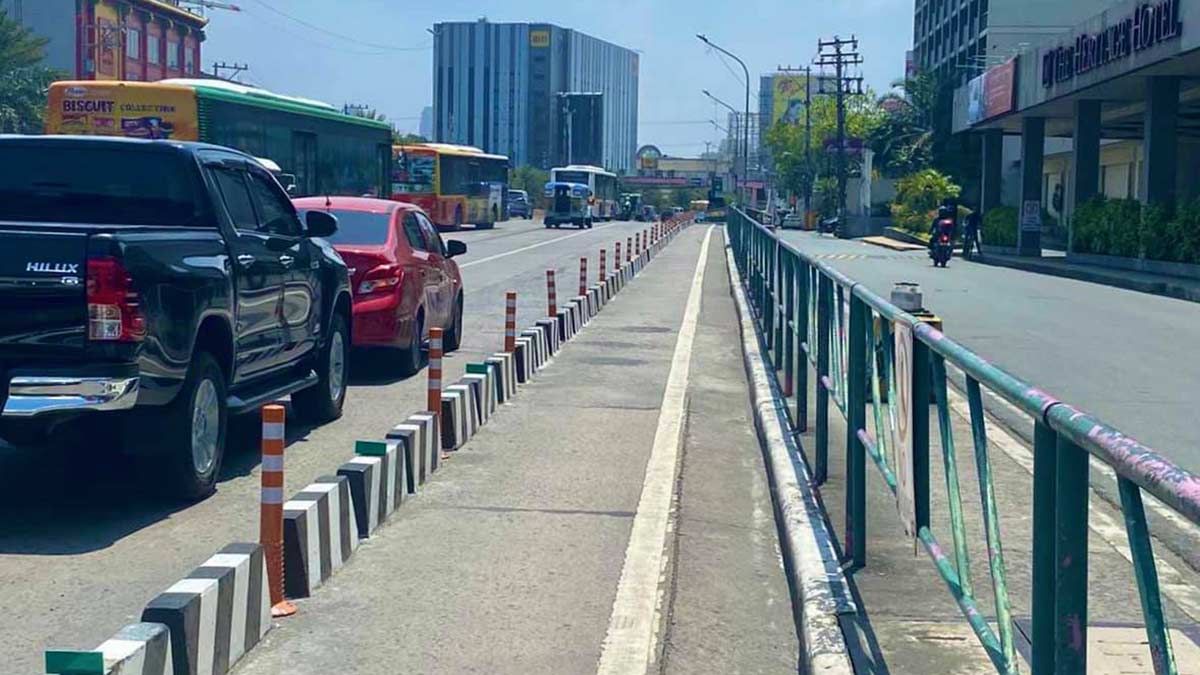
1066,251,1200,281
982,244,1021,257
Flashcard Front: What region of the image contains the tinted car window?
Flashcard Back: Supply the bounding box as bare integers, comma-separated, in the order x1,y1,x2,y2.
298,209,391,246
0,145,205,226
402,213,429,251
247,171,301,236
415,213,445,256
211,168,258,232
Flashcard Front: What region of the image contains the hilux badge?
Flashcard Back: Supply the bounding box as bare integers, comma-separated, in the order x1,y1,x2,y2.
26,262,80,274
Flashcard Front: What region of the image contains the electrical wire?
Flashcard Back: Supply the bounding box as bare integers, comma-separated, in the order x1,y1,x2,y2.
246,0,431,52
239,7,418,56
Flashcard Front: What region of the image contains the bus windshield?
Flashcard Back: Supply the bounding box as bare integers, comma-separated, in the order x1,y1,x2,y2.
553,170,591,185
393,152,435,194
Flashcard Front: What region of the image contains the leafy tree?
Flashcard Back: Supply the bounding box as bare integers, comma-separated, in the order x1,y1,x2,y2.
869,72,937,177
508,165,548,208
394,132,428,145
0,9,61,133
889,168,961,233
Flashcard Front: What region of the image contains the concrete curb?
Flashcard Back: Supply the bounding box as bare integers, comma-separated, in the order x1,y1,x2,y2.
46,622,174,675
972,253,1200,304
283,475,358,598
859,235,926,252
139,543,271,675
723,237,857,674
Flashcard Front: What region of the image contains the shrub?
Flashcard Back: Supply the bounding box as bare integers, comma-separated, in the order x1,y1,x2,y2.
981,207,1018,247
890,169,961,234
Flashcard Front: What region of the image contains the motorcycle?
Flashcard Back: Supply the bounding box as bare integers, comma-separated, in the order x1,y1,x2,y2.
930,219,954,267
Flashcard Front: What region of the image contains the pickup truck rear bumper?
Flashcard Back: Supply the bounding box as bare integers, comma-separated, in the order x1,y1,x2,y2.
2,374,139,417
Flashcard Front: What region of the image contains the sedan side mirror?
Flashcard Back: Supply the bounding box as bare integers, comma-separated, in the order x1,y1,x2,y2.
446,240,467,258
305,210,338,238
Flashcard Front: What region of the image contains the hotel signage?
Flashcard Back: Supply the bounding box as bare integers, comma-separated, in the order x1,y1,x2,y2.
1042,0,1183,88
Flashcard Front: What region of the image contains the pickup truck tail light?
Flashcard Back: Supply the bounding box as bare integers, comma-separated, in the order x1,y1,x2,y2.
357,264,404,296
86,255,146,342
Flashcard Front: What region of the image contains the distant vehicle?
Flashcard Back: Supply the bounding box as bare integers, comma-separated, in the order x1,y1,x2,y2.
671,206,684,215
620,192,643,221
550,165,618,221
0,136,352,498
507,189,532,219
392,143,509,231
695,212,707,222
689,199,710,212
640,205,658,221
544,181,594,228
294,197,467,374
45,79,393,198
706,196,727,222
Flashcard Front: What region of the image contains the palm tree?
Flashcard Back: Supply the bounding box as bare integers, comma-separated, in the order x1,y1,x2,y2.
0,9,61,133
869,72,939,177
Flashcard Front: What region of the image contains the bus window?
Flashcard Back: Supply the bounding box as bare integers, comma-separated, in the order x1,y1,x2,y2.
394,151,435,194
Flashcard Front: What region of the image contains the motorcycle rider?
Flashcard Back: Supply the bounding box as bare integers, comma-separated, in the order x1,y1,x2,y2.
928,202,958,253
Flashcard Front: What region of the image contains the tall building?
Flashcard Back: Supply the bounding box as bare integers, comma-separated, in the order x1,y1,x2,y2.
558,92,604,167
418,106,433,139
432,19,639,172
912,0,1098,85
1,0,207,81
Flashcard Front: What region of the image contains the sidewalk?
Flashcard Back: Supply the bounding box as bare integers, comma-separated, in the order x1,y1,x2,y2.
231,226,799,674
974,251,1200,304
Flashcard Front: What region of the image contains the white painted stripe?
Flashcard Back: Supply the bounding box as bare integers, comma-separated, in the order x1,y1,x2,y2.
597,225,714,675
258,555,271,638
260,454,284,472
168,578,218,675
327,481,344,569
428,379,442,388
283,499,319,511
96,637,145,667
943,388,1200,621
226,555,250,664
262,423,285,440
260,487,284,504
305,503,321,590
461,221,622,268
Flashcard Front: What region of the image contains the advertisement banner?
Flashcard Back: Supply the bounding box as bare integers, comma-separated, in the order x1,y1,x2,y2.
47,82,199,141
772,75,807,126
892,321,916,538
966,58,1017,126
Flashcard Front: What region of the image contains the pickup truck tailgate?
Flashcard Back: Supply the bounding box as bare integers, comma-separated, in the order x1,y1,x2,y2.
0,228,88,353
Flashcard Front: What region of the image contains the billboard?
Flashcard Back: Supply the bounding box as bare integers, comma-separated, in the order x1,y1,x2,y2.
47,82,199,140
771,75,807,126
966,58,1017,126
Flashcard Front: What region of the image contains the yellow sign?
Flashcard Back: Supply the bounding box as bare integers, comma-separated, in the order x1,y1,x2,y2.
772,75,807,126
46,81,200,141
530,30,550,47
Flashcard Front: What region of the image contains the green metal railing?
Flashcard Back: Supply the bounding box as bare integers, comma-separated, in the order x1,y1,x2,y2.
728,208,1200,674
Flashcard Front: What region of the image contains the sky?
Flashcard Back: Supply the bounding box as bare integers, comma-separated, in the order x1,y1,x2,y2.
203,0,914,158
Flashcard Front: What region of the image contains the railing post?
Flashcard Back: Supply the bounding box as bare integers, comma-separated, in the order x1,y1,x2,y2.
796,260,809,432
1055,434,1090,674
773,241,785,364
815,272,832,484
912,336,932,531
764,237,776,352
783,251,796,399
1031,421,1058,675
846,293,868,569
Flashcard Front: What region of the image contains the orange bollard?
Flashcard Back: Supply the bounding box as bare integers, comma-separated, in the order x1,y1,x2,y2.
546,270,558,317
427,327,443,416
626,237,633,263
635,232,641,256
504,291,517,353
260,404,296,618
599,249,607,280
615,241,622,269
578,257,588,297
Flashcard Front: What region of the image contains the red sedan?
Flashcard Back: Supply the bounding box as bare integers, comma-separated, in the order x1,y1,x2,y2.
293,197,466,374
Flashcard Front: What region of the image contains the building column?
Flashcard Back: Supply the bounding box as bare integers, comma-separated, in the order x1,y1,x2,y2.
1019,117,1045,257
1142,76,1179,206
1071,100,1102,252
981,130,1003,213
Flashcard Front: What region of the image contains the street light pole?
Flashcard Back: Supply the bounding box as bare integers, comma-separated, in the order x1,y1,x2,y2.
703,89,739,199
698,34,751,206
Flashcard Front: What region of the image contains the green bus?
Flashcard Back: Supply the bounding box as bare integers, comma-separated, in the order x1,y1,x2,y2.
47,79,393,198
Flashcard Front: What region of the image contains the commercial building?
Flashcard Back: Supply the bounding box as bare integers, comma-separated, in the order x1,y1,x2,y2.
626,144,730,189
1,0,207,81
432,19,639,172
953,0,1196,255
913,0,1097,85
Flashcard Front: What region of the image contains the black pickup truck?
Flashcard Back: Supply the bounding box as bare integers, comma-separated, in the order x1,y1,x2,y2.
0,136,352,498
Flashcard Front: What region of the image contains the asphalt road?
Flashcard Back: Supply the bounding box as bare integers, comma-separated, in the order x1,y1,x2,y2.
775,230,1200,474
0,216,664,674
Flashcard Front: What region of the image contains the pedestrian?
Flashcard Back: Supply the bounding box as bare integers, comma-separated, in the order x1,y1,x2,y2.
963,208,983,259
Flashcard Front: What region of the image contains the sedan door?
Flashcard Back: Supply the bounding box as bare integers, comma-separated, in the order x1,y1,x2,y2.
404,211,447,329
206,160,290,379
416,212,457,322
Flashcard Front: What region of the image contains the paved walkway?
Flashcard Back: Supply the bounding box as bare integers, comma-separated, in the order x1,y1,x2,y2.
974,251,1200,303
232,226,799,674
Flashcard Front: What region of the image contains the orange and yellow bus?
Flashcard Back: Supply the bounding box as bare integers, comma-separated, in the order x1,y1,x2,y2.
391,143,510,231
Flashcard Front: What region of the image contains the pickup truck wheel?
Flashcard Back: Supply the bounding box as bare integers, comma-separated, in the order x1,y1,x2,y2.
153,352,227,500
292,312,349,423
444,295,464,352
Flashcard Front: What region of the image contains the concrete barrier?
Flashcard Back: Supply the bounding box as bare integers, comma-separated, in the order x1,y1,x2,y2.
282,475,357,599
139,543,270,675
408,412,439,475
485,355,513,403
570,297,586,328
46,623,174,675
513,339,532,383
467,361,502,408
519,330,544,371
556,308,574,342
446,382,478,438
439,389,467,449
536,319,560,355
462,373,494,424
337,440,403,538
386,423,426,490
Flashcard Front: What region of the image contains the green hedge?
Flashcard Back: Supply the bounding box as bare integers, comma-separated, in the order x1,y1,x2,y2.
890,169,961,234
981,207,1018,247
1072,196,1200,264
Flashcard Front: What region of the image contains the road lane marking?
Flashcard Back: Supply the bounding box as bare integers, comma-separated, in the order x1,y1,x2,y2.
460,222,623,269
942,386,1200,621
596,225,715,675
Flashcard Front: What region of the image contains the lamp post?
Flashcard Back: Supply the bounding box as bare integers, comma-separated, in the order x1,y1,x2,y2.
703,90,739,200
698,34,751,205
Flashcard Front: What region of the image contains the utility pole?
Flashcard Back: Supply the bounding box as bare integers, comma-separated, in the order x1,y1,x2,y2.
211,61,248,81
814,36,863,220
